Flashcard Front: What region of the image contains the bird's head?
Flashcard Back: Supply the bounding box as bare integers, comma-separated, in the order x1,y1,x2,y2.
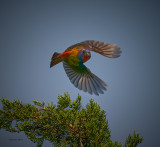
78,49,91,63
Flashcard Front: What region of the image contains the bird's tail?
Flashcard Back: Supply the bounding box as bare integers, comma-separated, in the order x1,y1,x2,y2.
50,52,63,68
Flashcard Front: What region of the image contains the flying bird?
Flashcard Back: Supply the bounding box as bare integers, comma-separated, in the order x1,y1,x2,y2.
50,40,121,95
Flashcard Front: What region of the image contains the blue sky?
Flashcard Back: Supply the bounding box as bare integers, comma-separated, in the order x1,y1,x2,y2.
0,0,160,146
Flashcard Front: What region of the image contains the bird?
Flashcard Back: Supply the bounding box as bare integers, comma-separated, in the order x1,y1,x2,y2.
50,40,121,95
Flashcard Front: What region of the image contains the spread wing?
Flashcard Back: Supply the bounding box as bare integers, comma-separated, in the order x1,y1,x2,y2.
66,40,121,58
63,61,107,95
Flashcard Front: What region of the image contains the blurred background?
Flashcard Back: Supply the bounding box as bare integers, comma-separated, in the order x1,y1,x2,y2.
0,0,160,146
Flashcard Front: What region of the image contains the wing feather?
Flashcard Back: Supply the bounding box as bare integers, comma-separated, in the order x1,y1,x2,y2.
78,76,83,90
63,61,107,95
89,76,99,95
82,76,87,92
71,74,79,84
90,76,104,94
66,40,121,58
74,74,81,88
85,75,92,94
91,75,106,91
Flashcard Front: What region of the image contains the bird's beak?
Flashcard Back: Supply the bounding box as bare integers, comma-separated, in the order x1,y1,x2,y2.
87,52,91,56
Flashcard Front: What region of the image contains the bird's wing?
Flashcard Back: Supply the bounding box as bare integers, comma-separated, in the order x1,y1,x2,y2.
66,40,121,58
63,61,107,95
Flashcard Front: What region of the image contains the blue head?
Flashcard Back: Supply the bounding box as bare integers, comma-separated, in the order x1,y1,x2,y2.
78,49,91,63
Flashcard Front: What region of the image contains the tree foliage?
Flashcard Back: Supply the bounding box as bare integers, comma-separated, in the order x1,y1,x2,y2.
0,93,143,147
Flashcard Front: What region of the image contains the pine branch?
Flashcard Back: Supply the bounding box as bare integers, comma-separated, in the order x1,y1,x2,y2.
0,93,143,147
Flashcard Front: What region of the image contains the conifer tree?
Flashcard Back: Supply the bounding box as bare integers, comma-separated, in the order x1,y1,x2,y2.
0,93,143,147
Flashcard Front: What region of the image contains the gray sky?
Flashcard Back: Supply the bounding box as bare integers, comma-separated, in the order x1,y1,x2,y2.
0,0,160,146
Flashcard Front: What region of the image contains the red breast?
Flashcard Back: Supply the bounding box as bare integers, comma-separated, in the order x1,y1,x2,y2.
83,55,90,63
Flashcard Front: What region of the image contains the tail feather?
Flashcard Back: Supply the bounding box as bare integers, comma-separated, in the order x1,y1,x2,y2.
50,52,63,68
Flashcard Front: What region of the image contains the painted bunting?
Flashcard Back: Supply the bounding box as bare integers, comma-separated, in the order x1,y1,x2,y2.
50,40,121,95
